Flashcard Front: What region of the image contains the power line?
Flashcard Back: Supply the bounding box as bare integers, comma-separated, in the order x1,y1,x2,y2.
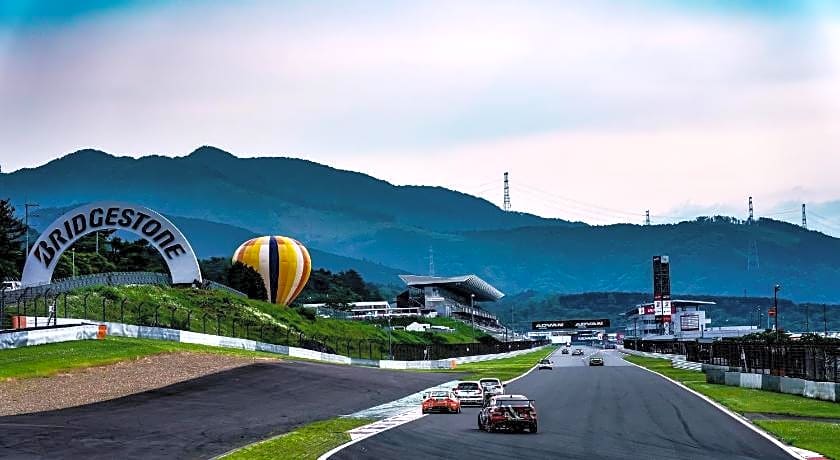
518,184,644,219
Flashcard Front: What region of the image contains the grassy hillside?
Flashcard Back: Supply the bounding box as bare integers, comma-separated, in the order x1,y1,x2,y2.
35,285,487,353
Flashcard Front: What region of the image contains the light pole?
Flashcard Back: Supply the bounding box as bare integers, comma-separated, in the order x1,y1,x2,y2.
470,294,476,344
387,299,393,360
774,284,781,337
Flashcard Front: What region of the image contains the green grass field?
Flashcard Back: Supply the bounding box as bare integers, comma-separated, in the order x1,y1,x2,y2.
222,417,374,460
624,355,840,419
754,420,840,460
452,346,556,381
625,354,840,458
0,336,280,380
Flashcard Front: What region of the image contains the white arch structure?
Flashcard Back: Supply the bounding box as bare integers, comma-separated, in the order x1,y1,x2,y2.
21,201,202,287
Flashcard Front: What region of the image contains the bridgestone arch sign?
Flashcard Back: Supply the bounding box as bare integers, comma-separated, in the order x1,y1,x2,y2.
21,202,202,287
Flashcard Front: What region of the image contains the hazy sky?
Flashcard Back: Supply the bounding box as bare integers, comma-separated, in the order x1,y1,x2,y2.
2,1,840,232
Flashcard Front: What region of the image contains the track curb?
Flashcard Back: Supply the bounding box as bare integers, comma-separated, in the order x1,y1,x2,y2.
621,353,823,460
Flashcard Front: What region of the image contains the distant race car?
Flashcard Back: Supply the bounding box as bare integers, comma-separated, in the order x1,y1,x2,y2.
478,395,538,433
422,390,461,414
453,381,484,406
537,359,552,370
479,378,505,399
561,348,570,355
572,349,584,356
589,356,604,366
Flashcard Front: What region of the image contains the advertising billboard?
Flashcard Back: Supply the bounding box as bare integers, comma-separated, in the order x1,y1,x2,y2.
653,255,672,323
680,314,700,331
532,319,611,330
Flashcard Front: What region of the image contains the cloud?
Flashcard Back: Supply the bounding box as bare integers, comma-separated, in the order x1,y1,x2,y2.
0,0,839,230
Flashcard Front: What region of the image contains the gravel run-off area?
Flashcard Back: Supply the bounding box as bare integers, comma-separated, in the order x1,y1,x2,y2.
0,352,275,416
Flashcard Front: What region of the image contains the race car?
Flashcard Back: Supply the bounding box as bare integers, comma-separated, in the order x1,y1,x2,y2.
589,355,604,366
561,348,570,355
537,359,552,370
479,378,505,398
452,381,484,406
422,390,461,414
478,395,538,433
572,348,584,356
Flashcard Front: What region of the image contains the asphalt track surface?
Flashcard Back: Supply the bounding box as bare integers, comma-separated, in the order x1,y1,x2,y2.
0,359,458,460
334,347,793,460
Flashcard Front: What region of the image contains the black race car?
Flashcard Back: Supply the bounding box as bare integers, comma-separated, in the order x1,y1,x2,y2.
478,395,538,433
561,348,569,355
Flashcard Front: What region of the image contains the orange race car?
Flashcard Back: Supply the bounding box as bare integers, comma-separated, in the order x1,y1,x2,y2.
421,390,462,414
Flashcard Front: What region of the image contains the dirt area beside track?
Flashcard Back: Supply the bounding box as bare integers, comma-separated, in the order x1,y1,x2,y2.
0,352,273,416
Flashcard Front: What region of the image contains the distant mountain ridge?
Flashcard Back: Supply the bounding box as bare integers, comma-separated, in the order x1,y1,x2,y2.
4,147,840,302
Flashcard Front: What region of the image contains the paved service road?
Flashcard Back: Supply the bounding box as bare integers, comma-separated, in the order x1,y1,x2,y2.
335,347,793,460
0,360,459,460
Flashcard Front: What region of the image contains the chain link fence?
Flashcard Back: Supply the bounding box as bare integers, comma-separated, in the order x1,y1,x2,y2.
625,339,840,383
0,290,548,361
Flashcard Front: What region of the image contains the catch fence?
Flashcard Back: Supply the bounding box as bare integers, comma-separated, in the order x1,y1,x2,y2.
625,340,840,383
0,291,547,361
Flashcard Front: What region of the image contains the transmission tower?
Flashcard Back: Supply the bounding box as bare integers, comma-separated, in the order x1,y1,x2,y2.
645,210,651,226
428,246,435,276
503,172,511,212
747,196,754,224
802,203,807,228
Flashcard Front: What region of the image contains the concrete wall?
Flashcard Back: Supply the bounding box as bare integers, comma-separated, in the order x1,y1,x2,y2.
14,316,548,370
706,368,840,403
0,324,99,350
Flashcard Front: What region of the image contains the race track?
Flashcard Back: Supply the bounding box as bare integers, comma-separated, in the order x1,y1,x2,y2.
0,359,459,459
334,347,793,460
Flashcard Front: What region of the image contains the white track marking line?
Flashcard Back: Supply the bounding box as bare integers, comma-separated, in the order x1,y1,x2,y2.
622,354,816,460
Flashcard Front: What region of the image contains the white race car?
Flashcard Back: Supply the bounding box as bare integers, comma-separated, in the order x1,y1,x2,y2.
479,378,505,400
453,381,485,406
538,359,553,370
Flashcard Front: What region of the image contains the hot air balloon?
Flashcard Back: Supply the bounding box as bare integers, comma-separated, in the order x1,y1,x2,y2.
232,236,312,305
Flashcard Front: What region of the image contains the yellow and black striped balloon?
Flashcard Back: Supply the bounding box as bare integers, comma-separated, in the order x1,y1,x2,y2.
232,236,312,305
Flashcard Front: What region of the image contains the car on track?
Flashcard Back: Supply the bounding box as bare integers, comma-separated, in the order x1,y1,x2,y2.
478,395,538,433
422,390,461,414
589,355,604,366
561,348,569,355
453,381,484,406
537,359,552,370
571,348,584,356
479,378,505,398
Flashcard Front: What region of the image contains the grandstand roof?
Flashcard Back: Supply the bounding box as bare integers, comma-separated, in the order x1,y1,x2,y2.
399,274,505,302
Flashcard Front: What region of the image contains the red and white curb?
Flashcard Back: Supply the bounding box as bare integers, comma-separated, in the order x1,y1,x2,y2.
318,410,425,459
347,409,424,441
622,354,826,460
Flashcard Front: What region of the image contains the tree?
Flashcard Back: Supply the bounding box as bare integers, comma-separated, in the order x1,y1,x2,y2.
0,199,26,282
199,257,231,284
227,261,267,301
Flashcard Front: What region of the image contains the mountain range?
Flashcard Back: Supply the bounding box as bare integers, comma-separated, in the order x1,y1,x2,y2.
3,146,840,302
